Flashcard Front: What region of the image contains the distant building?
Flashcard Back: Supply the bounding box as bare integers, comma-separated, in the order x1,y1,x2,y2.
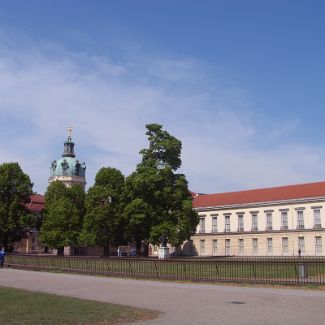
190,182,325,256
16,194,46,254
49,126,86,189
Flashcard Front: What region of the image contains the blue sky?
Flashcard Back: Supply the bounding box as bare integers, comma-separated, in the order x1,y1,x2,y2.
0,0,325,194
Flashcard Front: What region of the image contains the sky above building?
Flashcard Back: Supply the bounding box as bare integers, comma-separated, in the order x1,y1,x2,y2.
0,0,325,194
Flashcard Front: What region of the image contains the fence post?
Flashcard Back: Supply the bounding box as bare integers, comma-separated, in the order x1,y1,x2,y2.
252,264,257,281
154,262,159,277
129,260,133,274
215,263,219,279
298,260,308,280
37,256,40,271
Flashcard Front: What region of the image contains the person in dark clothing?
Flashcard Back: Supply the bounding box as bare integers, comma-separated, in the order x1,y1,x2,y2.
0,247,6,269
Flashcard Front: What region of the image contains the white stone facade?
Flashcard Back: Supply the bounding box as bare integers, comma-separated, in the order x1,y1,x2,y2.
191,184,325,256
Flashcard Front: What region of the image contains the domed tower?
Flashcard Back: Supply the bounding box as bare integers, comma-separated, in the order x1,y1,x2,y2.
49,126,86,189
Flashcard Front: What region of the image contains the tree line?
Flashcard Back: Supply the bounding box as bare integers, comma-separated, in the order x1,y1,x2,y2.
0,124,199,256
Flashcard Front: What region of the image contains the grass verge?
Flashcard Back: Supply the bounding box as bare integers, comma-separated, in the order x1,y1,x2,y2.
0,286,159,325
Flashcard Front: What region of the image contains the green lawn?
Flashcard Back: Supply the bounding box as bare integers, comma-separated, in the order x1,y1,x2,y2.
0,286,159,325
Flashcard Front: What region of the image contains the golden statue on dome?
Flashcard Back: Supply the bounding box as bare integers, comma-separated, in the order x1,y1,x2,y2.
67,125,73,139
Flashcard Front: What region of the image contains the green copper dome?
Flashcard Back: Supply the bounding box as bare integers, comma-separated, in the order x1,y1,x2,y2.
50,133,86,178
50,157,86,178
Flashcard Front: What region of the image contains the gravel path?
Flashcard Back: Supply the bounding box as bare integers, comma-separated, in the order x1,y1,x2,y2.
0,268,325,325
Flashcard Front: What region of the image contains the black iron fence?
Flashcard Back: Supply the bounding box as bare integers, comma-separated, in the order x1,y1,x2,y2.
4,255,325,285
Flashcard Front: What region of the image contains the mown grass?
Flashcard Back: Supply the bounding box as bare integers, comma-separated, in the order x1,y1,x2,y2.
0,286,159,325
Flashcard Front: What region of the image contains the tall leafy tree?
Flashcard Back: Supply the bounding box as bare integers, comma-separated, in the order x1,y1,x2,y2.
39,198,80,255
40,181,85,255
68,184,86,222
81,167,125,256
0,162,33,250
124,124,199,255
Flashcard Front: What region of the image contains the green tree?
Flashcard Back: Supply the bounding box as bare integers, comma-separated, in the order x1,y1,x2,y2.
0,162,33,250
68,184,86,221
140,123,182,170
40,181,85,255
81,167,125,256
124,124,199,256
39,198,80,255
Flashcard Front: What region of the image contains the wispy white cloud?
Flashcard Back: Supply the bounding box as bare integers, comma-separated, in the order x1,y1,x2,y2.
0,33,323,194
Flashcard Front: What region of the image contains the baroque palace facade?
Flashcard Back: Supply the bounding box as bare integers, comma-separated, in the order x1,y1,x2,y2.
190,182,325,257
18,128,325,257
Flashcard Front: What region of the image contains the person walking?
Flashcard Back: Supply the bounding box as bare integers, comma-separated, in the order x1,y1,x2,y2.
0,247,6,269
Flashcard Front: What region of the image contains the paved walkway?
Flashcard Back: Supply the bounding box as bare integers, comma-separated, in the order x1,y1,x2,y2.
1,269,325,325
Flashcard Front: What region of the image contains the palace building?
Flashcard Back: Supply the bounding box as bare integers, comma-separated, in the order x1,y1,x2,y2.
190,182,325,257
17,129,325,257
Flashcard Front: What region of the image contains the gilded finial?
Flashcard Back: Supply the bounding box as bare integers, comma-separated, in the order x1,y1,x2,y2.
67,125,73,139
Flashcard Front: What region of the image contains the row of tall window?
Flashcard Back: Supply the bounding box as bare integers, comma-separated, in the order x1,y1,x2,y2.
199,236,323,255
199,207,322,233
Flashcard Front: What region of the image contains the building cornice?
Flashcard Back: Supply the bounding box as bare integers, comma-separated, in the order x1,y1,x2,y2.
193,227,325,237
194,196,325,212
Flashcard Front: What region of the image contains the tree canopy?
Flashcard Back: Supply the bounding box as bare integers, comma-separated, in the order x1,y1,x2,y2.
81,167,125,256
13,123,198,257
124,124,198,255
0,162,33,249
40,181,85,255
140,123,182,170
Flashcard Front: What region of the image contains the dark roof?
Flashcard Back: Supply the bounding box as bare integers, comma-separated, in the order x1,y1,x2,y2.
26,194,45,213
192,181,325,208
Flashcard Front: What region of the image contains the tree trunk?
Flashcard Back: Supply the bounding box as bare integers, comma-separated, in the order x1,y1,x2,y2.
103,244,110,257
2,242,8,252
57,247,64,256
143,242,149,257
136,240,142,257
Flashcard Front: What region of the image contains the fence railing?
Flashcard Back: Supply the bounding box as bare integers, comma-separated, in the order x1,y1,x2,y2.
4,255,325,285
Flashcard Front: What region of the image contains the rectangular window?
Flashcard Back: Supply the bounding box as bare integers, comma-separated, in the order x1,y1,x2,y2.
282,237,289,254
314,209,321,228
200,240,205,255
298,237,305,255
224,215,230,232
251,213,258,231
225,239,231,255
212,239,218,254
212,216,218,233
199,217,205,233
266,213,273,230
297,210,304,229
267,238,273,254
315,237,322,255
281,211,288,229
238,239,244,254
252,238,258,254
237,215,244,232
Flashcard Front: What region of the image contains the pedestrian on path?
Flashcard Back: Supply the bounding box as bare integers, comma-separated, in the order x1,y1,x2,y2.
0,247,6,269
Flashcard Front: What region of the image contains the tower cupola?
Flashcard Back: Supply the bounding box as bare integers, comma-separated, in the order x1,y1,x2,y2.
62,127,75,157
49,126,86,189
